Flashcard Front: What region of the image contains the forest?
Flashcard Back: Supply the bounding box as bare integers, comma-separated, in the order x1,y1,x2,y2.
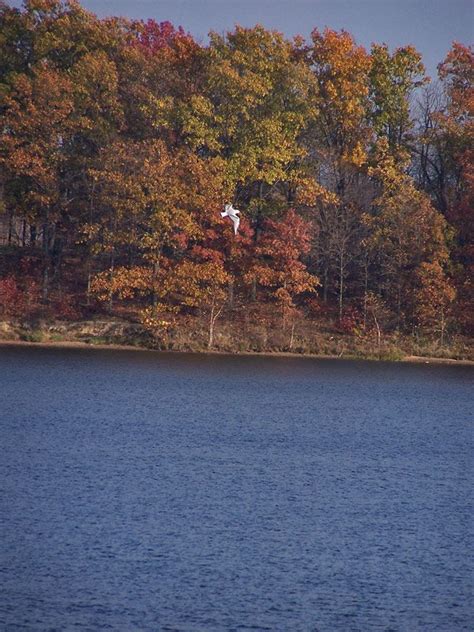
0,0,472,358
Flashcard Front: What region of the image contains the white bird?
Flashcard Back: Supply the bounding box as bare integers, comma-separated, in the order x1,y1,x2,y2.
221,203,241,235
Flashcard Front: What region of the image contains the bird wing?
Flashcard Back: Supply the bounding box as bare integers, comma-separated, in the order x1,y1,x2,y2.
230,214,240,234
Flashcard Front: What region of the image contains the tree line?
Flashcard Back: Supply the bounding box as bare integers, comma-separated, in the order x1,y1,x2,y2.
0,0,472,345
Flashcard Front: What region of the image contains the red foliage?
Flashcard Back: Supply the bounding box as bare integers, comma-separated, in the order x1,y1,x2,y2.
0,276,22,316
189,245,225,264
438,42,474,115
190,203,254,278
52,294,81,320
260,208,313,260
250,209,318,319
21,278,41,316
0,273,41,318
132,20,197,57
338,307,364,335
304,297,322,317
170,231,190,250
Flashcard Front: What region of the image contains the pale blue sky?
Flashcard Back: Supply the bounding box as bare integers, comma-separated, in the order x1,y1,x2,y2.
7,0,473,78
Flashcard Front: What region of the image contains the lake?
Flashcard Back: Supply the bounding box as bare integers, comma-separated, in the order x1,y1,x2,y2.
1,346,472,631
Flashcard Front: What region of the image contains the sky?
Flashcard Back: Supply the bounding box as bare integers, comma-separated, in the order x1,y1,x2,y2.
7,0,474,79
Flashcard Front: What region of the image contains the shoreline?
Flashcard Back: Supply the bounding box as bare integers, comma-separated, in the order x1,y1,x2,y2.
1,338,473,366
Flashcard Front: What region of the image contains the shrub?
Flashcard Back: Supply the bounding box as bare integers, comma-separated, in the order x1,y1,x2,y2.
0,276,22,316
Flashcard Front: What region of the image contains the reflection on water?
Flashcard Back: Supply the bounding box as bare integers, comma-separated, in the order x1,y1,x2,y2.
1,347,473,630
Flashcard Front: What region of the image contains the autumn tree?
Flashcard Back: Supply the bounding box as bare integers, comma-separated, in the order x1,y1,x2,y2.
299,28,372,314
436,43,473,331
369,43,426,158
149,25,318,222
0,64,75,298
0,0,127,303
157,260,230,349
120,18,202,143
413,83,453,212
364,140,453,328
303,28,372,183
413,43,473,332
87,140,229,305
248,209,318,344
413,261,456,343
92,259,231,349
0,2,471,344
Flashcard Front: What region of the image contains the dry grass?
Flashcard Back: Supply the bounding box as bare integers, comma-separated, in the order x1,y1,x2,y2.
1,306,472,363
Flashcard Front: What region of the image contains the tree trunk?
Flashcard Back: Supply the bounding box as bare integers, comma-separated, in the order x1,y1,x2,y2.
440,305,445,347
86,263,92,306
208,300,224,349
373,312,381,353
7,212,13,245
86,181,95,306
396,282,402,330
53,238,62,294
363,259,368,329
108,250,115,311
323,265,328,303
289,322,295,350
251,276,257,301
208,302,216,349
108,212,118,311
338,249,344,321
42,220,50,301
228,279,234,308
42,265,49,301
150,245,162,311
152,259,159,310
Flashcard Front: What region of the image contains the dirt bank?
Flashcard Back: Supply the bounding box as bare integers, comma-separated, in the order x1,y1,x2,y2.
1,338,473,366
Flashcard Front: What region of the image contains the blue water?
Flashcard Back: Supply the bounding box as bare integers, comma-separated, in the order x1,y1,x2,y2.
0,346,472,631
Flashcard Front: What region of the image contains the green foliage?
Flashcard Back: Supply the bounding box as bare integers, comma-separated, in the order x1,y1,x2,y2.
369,43,426,156
20,329,44,342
